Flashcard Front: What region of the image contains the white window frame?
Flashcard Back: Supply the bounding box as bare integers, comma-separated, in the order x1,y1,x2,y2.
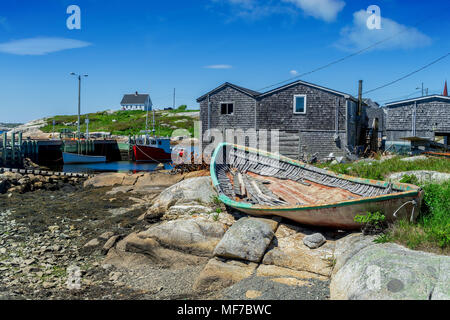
293,95,307,114
220,102,234,115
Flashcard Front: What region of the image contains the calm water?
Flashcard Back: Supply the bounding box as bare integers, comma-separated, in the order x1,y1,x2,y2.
60,161,174,174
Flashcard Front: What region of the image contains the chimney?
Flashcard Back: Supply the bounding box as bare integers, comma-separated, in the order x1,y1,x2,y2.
358,80,363,116
444,81,448,97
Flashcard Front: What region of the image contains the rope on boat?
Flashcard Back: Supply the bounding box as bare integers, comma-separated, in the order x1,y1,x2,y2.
392,199,418,222
135,144,164,163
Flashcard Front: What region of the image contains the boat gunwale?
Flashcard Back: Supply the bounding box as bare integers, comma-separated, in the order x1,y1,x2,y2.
210,142,422,211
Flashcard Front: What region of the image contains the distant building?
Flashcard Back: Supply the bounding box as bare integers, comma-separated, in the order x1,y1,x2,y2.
384,95,450,151
197,80,366,159
120,91,152,111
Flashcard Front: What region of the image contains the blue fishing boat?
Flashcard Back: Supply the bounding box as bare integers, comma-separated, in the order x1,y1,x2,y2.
62,152,106,164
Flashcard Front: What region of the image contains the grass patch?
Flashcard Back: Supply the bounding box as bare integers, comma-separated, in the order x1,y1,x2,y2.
317,156,450,180
324,158,450,253
381,180,449,253
41,109,199,136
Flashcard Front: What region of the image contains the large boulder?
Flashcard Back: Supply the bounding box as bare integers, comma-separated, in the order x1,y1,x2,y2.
133,172,186,189
138,218,227,256
330,243,450,300
140,176,218,220
332,233,376,275
83,173,130,188
213,217,278,263
193,258,257,292
388,171,450,184
109,231,208,268
0,172,23,181
262,223,336,277
84,172,185,190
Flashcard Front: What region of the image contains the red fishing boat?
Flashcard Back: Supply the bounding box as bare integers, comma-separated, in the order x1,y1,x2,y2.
133,137,173,162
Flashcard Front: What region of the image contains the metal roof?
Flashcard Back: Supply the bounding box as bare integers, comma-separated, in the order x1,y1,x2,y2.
197,80,357,102
196,82,261,102
121,93,150,105
384,95,450,107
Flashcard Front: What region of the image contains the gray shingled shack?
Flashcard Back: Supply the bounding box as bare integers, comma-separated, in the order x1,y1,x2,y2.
197,80,366,159
384,95,450,150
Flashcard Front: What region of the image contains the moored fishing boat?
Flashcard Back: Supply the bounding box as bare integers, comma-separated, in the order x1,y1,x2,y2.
133,137,172,162
62,152,106,164
210,143,424,229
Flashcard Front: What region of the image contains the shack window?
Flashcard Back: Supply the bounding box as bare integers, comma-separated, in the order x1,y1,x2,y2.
220,103,234,115
293,95,306,114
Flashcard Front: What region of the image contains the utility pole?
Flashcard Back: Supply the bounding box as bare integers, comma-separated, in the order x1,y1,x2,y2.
70,73,88,139
358,80,363,116
416,83,428,97
173,88,176,109
77,75,81,138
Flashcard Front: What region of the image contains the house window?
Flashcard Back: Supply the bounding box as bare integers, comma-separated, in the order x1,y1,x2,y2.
220,102,234,115
293,95,306,114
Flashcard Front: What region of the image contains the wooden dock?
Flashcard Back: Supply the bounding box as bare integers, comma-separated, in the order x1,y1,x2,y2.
0,131,128,167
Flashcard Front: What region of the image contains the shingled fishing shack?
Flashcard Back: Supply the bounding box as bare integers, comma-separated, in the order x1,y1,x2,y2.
197,80,368,160
384,95,450,154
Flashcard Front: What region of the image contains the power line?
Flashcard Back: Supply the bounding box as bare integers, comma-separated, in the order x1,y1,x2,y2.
377,90,422,103
363,52,450,95
256,8,448,92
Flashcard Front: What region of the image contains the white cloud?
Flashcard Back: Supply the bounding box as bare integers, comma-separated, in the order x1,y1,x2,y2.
282,0,345,22
204,64,233,69
211,0,345,22
335,10,432,51
290,70,298,75
0,37,91,55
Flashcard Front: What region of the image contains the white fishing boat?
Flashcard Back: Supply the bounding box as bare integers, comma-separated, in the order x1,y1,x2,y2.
62,152,106,164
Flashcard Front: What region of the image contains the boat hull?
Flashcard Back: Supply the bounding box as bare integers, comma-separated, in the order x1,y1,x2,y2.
62,152,106,164
229,191,424,229
133,144,172,162
211,143,424,230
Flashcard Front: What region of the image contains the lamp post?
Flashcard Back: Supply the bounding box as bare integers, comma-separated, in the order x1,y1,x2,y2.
70,72,88,139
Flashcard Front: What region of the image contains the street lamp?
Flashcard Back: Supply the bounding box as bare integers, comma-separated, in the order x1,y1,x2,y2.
70,72,88,139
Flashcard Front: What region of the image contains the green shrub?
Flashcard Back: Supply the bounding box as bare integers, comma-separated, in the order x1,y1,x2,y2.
354,211,387,235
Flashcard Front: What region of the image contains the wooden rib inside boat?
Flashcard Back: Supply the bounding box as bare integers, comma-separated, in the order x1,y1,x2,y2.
210,143,424,229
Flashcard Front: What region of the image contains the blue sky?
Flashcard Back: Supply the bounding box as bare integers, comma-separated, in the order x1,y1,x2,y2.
0,0,449,123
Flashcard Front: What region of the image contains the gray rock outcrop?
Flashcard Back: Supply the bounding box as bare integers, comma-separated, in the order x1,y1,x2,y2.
141,176,218,220
330,242,450,300
388,171,450,184
213,217,278,263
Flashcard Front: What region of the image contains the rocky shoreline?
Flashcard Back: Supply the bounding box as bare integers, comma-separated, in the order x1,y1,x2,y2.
0,170,448,300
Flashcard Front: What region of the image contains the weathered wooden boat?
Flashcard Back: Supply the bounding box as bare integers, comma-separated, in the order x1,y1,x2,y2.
62,152,106,164
210,143,424,229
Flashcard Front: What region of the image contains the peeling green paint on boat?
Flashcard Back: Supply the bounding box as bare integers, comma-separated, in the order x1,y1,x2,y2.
210,142,421,213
